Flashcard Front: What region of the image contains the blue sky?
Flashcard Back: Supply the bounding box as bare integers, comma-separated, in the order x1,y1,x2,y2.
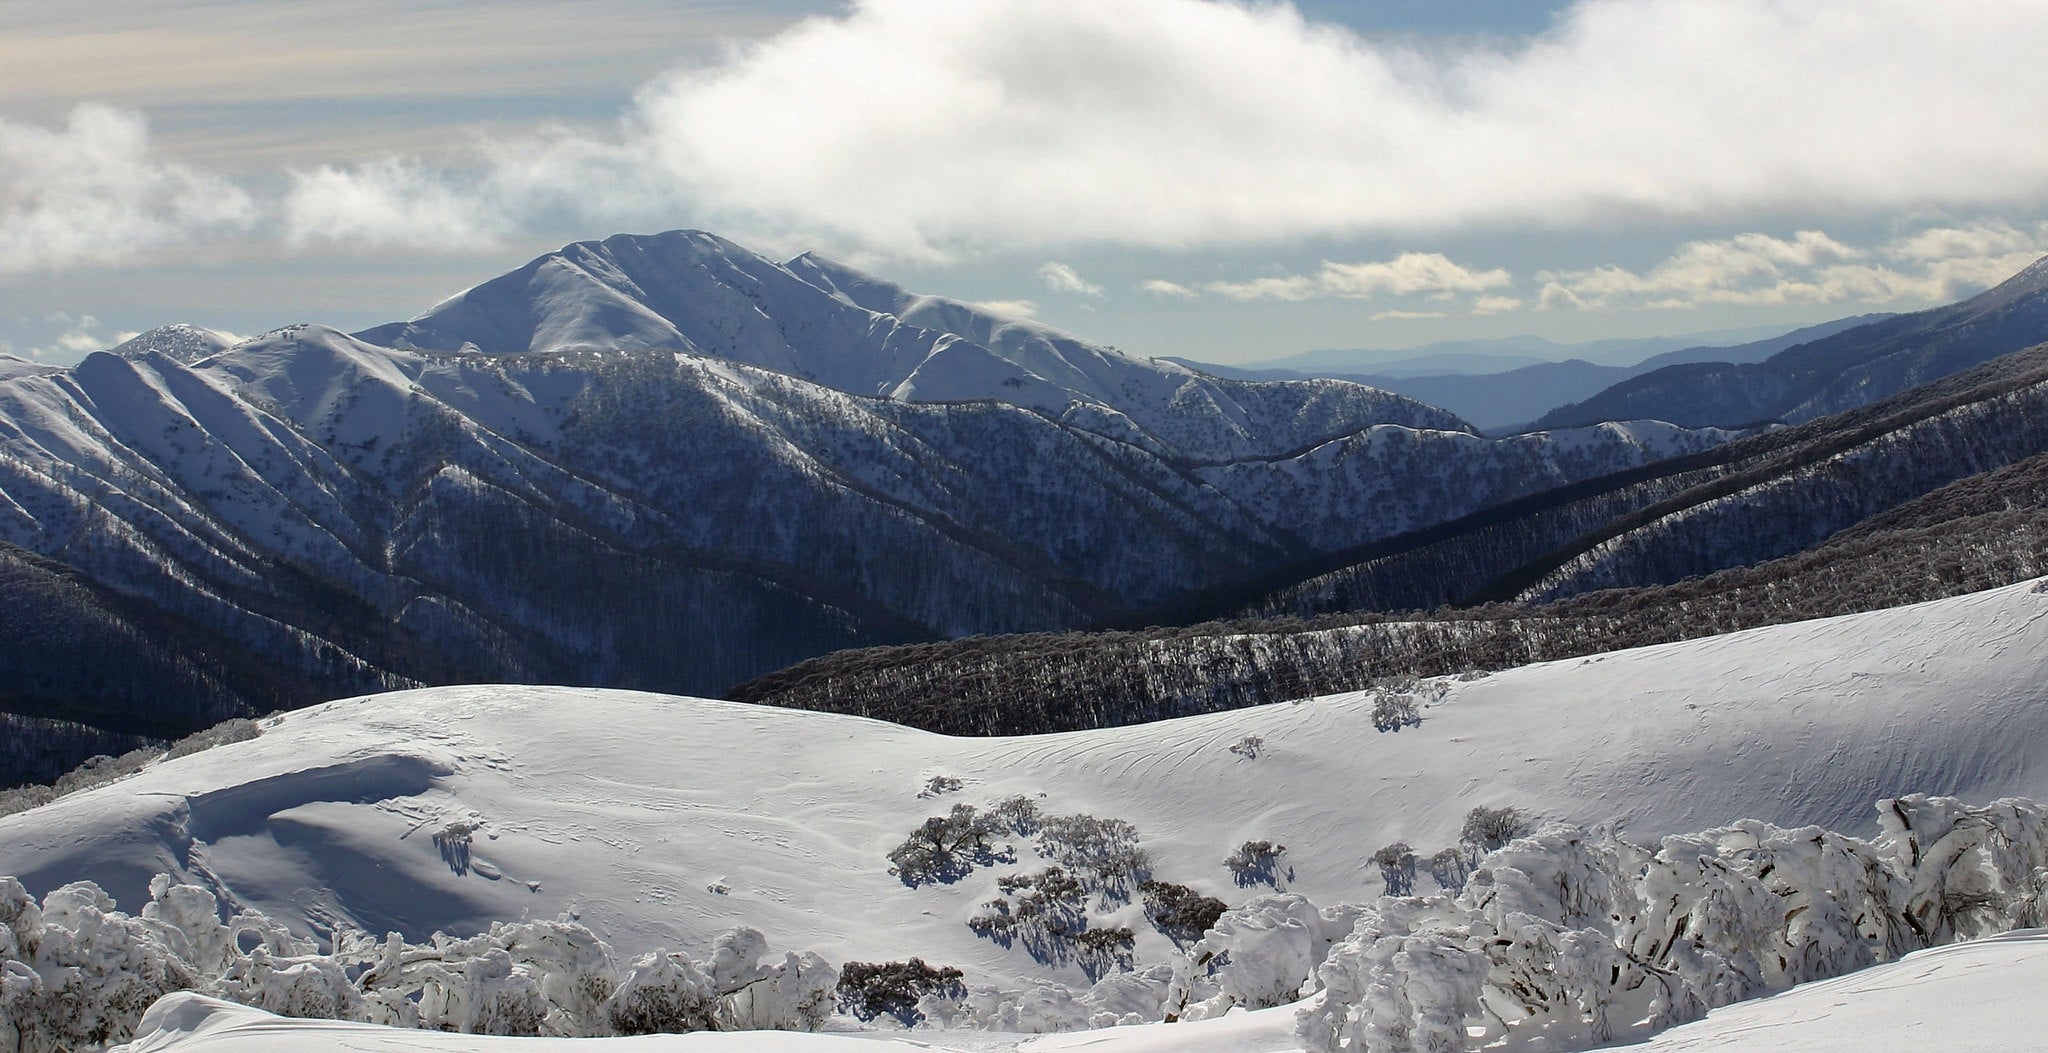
5,0,2048,365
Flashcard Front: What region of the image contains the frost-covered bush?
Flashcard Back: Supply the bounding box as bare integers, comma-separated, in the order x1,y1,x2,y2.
0,785,54,819
1371,693,1421,733
1037,814,1150,900
1228,735,1265,759
1300,795,2048,1052
1066,927,1136,980
1372,843,1417,895
1459,806,1531,852
837,959,965,1024
604,950,718,1035
164,718,261,760
0,873,839,1048
988,795,1044,836
918,775,963,798
1139,880,1227,945
1425,847,1474,892
1225,839,1291,888
1165,893,1370,1021
970,867,1088,959
888,804,1007,885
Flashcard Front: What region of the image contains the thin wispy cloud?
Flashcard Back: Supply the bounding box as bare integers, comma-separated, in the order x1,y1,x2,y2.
1037,261,1104,297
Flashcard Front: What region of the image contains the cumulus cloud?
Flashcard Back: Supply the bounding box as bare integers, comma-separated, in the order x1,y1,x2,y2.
1472,295,1524,315
1037,261,1104,296
1541,226,2048,311
0,105,256,273
1207,252,1510,302
1371,309,1448,321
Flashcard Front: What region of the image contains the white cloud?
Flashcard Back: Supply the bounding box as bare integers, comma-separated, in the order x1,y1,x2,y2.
1037,261,1104,296
1370,309,1448,321
1207,252,1510,302
1139,279,1199,299
0,104,256,273
284,157,504,248
533,0,2048,255
971,298,1039,318
1472,295,1523,315
1541,225,2048,311
0,312,139,362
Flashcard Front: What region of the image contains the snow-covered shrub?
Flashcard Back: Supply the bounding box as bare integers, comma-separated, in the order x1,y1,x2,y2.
1083,963,1172,1025
1225,839,1291,887
1459,806,1531,852
1139,880,1227,945
1303,796,2048,1052
1373,843,1417,895
0,785,54,819
956,979,1092,1033
1425,847,1473,892
1166,893,1369,1021
0,879,201,1052
1371,693,1421,733
988,794,1044,836
889,804,1006,885
919,775,964,798
1302,900,1487,1053
1880,794,2048,944
970,867,1088,958
1066,926,1136,980
164,718,261,760
0,874,841,1044
1228,735,1265,759
836,959,965,1024
603,949,719,1035
704,926,837,1031
1037,814,1150,901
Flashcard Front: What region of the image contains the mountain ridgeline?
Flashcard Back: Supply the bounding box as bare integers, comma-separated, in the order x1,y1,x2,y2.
0,231,1749,784
734,338,2048,735
1535,258,2048,429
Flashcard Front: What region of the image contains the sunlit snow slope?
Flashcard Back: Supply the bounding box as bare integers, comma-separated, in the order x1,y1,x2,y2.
6,581,2047,997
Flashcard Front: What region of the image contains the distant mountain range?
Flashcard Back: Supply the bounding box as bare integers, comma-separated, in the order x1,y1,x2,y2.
1173,315,1892,431
0,231,1739,785
1534,259,2048,429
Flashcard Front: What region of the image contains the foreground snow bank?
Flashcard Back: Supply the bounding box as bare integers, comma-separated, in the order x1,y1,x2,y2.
102,929,2048,1051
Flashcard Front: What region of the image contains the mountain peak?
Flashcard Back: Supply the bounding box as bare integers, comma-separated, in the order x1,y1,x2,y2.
110,324,233,365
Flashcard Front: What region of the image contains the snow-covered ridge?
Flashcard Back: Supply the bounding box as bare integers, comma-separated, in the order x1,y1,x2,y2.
5,578,2045,1003
357,229,1474,464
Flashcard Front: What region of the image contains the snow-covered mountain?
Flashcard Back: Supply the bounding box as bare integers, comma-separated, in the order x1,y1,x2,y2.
0,236,1737,778
359,230,1465,463
1536,255,2048,429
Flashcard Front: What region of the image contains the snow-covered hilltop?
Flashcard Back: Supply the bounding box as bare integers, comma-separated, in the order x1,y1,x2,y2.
6,578,2045,999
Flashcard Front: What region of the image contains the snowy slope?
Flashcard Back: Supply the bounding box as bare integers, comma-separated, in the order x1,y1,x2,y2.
113,929,2048,1052
5,580,2046,1000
